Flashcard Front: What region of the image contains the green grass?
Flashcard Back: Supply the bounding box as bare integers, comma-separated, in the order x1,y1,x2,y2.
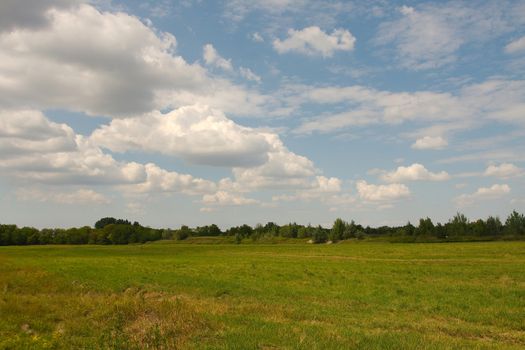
1,241,524,349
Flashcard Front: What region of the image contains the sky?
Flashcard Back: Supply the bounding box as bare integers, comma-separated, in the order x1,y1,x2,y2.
1,0,524,229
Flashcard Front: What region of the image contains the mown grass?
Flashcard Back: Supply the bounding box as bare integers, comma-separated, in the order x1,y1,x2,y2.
1,241,524,349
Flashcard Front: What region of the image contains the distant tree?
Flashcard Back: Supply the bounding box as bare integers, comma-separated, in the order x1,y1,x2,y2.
330,218,346,242
104,224,132,244
238,224,253,238
416,217,435,236
355,230,365,240
448,212,469,236
470,219,488,237
505,210,525,235
434,223,446,239
279,223,298,238
312,225,328,243
209,224,222,236
342,220,357,239
404,222,415,236
297,225,308,239
263,222,280,237
0,225,17,245
94,217,132,229
175,225,191,240
486,216,502,236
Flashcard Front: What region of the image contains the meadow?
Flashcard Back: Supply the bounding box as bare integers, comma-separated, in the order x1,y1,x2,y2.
1,240,524,349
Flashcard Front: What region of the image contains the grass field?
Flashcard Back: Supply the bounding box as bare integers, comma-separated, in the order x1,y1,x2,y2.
1,241,524,349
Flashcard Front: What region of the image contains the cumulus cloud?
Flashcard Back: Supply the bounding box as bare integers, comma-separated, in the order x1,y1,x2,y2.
380,163,450,183
202,191,259,206
16,188,110,204
271,176,342,203
0,109,217,197
0,4,269,117
505,35,525,54
356,180,410,201
0,109,76,155
91,105,271,167
411,136,448,150
455,184,511,206
273,26,355,57
90,104,329,195
231,133,318,190
0,0,78,31
484,163,523,178
127,163,216,195
203,44,233,71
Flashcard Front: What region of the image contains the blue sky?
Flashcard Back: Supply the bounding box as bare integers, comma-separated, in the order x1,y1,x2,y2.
0,0,524,229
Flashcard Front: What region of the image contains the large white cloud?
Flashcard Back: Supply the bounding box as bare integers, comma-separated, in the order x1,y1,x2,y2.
0,0,78,31
16,188,110,205
0,3,269,117
0,109,216,197
356,180,410,202
484,163,523,178
380,163,450,183
455,184,511,207
231,133,319,190
202,191,259,206
0,109,76,155
91,105,271,167
273,26,355,57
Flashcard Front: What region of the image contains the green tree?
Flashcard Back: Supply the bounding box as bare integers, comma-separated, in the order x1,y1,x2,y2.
505,210,525,235
486,216,502,236
448,212,469,236
416,217,435,236
330,218,346,242
175,225,191,240
312,226,328,243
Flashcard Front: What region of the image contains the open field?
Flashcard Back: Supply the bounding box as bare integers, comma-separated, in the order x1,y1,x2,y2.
1,241,524,349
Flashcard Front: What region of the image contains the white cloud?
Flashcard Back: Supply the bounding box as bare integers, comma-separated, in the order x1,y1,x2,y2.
202,191,259,206
231,133,319,190
356,180,410,201
505,35,525,54
0,0,78,31
203,44,233,71
0,4,270,117
292,79,525,135
380,163,450,183
411,136,448,150
0,109,217,197
273,26,355,57
128,163,216,195
16,188,111,204
0,109,77,155
91,105,271,167
484,163,523,178
455,184,511,206
251,32,264,42
239,67,261,83
376,2,521,70
271,176,342,203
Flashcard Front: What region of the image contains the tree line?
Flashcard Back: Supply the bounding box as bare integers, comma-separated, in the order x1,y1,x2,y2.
1,211,524,246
